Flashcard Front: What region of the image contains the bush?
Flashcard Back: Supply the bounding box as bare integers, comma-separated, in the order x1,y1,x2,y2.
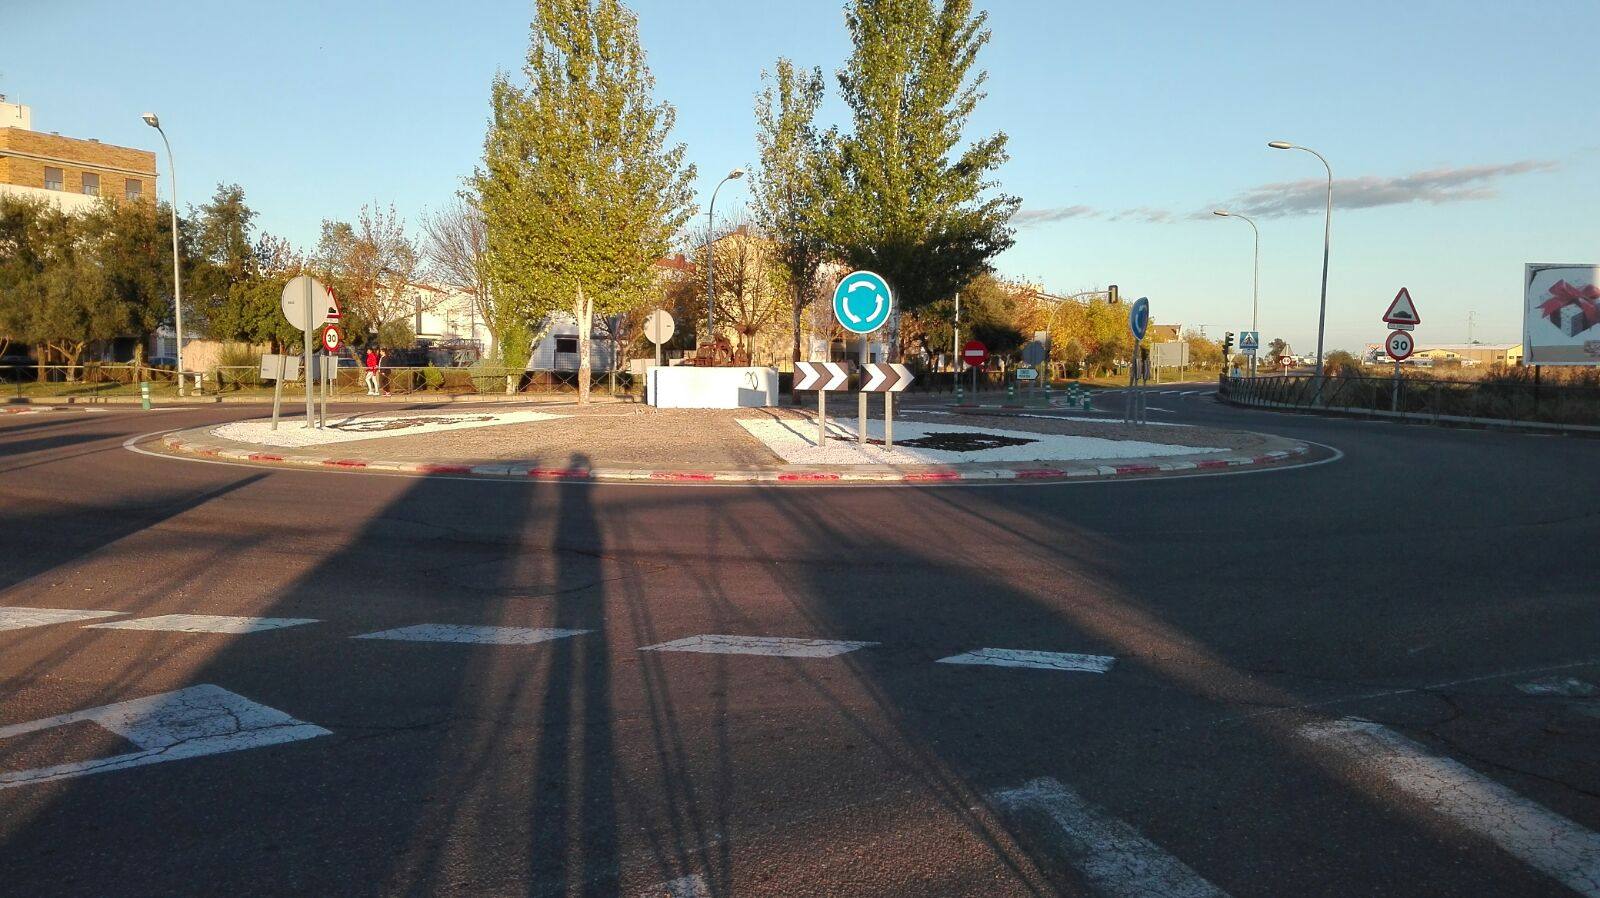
423,365,445,390
217,343,262,388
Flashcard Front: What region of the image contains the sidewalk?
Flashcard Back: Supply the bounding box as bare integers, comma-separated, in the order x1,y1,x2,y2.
150,405,1317,486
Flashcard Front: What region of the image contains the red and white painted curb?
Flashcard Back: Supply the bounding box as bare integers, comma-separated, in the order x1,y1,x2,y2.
157,432,1311,485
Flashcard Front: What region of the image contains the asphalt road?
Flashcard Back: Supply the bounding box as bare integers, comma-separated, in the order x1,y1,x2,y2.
1,392,1597,897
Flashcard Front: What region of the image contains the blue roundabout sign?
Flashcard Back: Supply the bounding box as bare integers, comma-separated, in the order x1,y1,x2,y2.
833,271,894,335
1128,296,1150,342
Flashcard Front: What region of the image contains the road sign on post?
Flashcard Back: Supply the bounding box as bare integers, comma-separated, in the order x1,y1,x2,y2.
834,271,896,446
860,362,914,448
322,324,343,354
1383,288,1421,330
643,309,675,387
795,361,851,449
1125,297,1151,424
1385,329,1414,361
281,276,336,429
833,271,893,336
1240,331,1259,353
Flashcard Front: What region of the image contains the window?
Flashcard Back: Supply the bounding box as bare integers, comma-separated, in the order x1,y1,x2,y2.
81,172,100,196
124,179,142,201
554,336,578,355
43,167,62,190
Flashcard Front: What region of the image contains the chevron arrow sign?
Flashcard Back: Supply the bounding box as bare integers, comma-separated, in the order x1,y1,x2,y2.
861,363,914,393
794,361,850,391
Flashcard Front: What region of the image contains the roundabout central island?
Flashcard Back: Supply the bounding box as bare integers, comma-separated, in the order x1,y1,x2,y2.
647,365,778,409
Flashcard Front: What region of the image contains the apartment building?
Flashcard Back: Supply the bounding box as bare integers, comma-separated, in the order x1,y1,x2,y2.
0,98,157,213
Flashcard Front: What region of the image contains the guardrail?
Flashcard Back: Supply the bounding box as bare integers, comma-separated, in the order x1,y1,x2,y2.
1219,373,1600,428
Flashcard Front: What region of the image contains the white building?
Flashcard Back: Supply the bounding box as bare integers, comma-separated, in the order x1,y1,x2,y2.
405,284,495,365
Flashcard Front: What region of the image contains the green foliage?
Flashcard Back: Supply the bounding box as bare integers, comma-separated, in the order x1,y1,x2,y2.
821,0,1019,330
0,195,172,373
1325,349,1362,377
423,364,445,389
475,0,695,402
752,58,828,361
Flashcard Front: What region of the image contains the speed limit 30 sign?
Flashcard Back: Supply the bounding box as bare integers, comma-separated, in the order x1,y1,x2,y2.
1385,329,1414,361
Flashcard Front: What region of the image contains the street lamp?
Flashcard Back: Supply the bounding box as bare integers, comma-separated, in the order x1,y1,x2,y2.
1213,209,1260,376
705,167,745,344
1268,140,1332,394
143,113,185,396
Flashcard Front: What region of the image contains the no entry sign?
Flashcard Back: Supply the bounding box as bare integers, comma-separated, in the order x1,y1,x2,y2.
962,339,988,368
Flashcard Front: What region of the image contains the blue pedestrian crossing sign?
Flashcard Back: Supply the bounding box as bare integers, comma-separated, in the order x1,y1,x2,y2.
1128,297,1150,341
833,271,894,335
1240,331,1260,354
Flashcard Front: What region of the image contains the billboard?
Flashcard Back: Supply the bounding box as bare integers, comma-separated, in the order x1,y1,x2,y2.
1525,263,1600,365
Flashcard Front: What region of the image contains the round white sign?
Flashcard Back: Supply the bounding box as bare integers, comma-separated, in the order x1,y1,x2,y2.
280,276,338,331
1385,329,1415,361
644,309,676,345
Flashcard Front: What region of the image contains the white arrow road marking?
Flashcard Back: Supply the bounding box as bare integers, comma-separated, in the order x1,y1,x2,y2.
639,874,710,897
85,614,319,634
1301,718,1600,897
937,648,1114,673
991,777,1230,898
0,684,330,789
0,607,124,631
1517,678,1597,697
640,635,877,658
352,624,590,645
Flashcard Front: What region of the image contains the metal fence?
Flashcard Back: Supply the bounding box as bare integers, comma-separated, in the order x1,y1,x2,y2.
1220,373,1600,427
1,363,639,399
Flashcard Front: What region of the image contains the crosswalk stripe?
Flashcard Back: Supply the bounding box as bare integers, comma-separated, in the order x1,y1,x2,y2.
640,634,876,658
0,606,124,631
84,614,319,634
1301,718,1600,897
992,777,1229,898
351,624,589,645
937,648,1114,673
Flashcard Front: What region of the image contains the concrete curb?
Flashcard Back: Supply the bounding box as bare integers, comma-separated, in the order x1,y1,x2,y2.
155,430,1313,486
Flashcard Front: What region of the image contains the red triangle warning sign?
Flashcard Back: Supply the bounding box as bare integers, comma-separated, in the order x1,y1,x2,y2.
324,287,341,321
1383,288,1420,325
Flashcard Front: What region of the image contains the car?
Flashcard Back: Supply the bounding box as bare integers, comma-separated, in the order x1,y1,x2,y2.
147,356,178,369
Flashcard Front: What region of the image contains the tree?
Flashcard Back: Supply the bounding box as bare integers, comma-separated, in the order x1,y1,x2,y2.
700,219,788,361
821,0,1019,355
1182,328,1223,368
422,195,528,377
474,0,695,404
751,58,828,372
1265,338,1290,367
313,204,421,347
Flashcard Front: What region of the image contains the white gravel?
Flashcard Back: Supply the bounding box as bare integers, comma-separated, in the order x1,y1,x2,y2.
737,416,1223,465
212,410,564,448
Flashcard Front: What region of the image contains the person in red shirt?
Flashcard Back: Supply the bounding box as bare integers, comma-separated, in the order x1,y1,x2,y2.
364,348,381,396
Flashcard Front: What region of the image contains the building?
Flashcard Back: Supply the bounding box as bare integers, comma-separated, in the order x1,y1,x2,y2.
0,98,157,213
406,284,495,365
1412,343,1523,366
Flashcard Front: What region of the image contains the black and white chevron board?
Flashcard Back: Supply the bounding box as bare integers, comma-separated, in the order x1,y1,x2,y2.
793,361,850,391
860,363,914,393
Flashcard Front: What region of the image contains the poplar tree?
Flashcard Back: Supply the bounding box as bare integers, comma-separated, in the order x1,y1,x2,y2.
476,0,694,403
824,0,1019,354
751,59,828,368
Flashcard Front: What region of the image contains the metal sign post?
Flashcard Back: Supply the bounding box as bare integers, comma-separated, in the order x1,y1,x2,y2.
269,353,288,430
833,271,893,447
858,338,869,445
1125,297,1151,425
860,363,914,449
795,362,850,450
302,277,314,427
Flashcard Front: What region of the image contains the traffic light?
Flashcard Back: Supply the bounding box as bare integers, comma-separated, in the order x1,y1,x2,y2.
1108,284,1119,304
1223,332,1234,357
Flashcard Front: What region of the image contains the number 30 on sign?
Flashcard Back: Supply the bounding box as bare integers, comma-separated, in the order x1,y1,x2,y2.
1385,329,1414,361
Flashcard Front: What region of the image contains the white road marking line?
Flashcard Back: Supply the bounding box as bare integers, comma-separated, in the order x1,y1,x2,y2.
991,777,1229,898
937,648,1114,673
640,873,710,897
84,613,319,634
1301,718,1600,896
0,607,124,631
352,624,590,645
0,684,329,789
640,634,877,658
1517,677,1597,697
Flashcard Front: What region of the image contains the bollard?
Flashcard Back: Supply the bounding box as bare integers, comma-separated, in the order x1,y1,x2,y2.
140,380,151,411
954,381,964,406
1005,380,1016,405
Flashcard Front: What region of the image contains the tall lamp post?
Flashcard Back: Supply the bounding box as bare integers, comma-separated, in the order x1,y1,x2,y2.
704,167,745,345
1268,140,1332,395
1212,209,1259,376
143,113,185,396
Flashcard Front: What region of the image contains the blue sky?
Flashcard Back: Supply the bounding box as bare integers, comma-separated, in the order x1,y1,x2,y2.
6,0,1597,351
